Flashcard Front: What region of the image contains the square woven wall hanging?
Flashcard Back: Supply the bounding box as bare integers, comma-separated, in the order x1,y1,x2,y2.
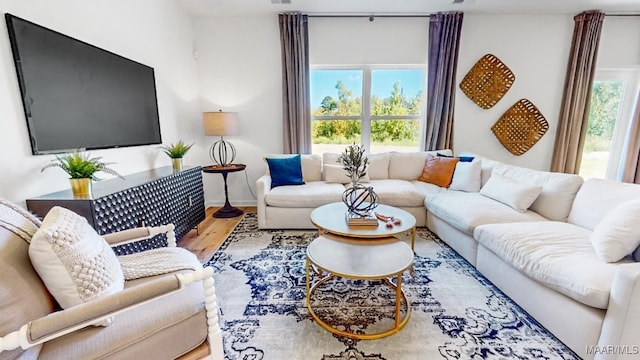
460,54,515,109
492,98,549,156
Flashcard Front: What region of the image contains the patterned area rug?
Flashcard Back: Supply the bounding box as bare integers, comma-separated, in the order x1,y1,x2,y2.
205,214,579,360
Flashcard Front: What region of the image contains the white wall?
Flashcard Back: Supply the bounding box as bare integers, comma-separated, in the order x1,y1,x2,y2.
455,14,573,170
193,15,282,207
598,16,640,69
0,0,200,206
309,17,428,65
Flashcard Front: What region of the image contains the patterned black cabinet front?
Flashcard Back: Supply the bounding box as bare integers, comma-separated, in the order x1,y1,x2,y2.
27,166,205,250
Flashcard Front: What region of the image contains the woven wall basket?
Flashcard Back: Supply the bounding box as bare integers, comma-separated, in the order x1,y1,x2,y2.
460,54,515,109
491,99,549,156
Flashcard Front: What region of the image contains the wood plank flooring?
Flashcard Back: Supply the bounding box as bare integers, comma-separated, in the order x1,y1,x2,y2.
178,206,256,262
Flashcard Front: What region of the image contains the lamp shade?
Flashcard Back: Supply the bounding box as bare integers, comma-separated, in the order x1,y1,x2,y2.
203,111,240,136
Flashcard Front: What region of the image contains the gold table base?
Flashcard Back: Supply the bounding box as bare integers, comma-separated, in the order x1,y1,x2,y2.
305,259,411,340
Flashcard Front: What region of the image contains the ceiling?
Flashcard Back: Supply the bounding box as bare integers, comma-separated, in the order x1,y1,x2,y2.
177,0,640,17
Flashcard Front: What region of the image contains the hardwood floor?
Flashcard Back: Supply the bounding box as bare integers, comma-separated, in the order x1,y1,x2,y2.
178,206,256,262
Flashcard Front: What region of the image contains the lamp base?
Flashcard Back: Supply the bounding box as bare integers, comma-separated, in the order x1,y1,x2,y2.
210,137,236,166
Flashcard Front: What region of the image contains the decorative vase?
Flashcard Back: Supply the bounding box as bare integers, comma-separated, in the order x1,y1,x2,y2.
171,157,183,171
70,178,92,197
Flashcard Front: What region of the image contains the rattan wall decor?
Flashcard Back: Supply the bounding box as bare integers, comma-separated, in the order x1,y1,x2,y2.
491,98,549,156
460,54,515,109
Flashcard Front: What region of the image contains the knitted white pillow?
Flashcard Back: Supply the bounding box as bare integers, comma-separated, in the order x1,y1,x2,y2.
29,206,124,310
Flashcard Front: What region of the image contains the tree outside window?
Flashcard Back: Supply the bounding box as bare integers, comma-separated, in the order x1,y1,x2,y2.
311,67,425,154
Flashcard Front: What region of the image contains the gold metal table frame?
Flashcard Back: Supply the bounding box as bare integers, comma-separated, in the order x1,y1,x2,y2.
305,234,414,340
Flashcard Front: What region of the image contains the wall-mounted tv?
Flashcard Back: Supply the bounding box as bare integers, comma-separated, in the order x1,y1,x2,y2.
5,13,162,155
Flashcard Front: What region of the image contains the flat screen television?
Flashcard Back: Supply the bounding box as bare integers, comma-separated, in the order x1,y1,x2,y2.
5,14,162,155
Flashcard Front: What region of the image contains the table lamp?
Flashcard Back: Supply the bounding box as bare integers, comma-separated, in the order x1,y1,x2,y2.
203,111,240,166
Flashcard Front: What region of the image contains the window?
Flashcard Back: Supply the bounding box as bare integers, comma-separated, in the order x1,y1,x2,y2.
579,70,640,180
310,67,425,155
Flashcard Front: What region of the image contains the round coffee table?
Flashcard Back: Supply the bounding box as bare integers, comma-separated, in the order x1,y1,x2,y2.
305,233,414,339
310,202,417,249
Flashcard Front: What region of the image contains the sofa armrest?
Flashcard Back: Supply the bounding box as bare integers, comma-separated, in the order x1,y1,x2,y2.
103,224,176,248
256,175,272,229
0,267,223,359
597,263,640,357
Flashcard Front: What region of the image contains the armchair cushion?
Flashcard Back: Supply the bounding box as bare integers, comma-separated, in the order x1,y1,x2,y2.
37,271,208,360
29,206,124,310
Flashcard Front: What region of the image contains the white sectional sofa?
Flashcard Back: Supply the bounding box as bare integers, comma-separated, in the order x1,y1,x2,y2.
256,151,640,359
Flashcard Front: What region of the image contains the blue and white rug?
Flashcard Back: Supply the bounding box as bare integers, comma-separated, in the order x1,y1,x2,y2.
205,214,579,360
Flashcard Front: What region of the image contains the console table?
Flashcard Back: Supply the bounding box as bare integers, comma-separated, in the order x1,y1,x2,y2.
26,166,205,254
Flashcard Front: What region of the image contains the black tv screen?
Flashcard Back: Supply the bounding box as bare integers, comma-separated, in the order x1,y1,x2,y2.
5,14,162,154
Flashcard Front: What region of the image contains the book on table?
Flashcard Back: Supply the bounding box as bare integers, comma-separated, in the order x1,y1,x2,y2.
345,211,379,226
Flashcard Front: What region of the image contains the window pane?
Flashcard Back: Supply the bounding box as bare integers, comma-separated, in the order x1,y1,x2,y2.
371,69,424,116
370,119,420,153
312,119,361,155
579,80,625,179
311,70,362,116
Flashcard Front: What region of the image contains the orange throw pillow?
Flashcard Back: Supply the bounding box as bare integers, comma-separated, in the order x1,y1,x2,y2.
418,154,459,188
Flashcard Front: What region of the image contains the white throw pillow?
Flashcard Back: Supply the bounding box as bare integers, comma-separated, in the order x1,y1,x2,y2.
323,164,369,183
450,160,482,192
29,206,124,310
479,173,542,212
590,199,640,263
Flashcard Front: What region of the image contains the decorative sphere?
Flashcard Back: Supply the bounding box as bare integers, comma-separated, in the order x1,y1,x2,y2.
342,183,379,216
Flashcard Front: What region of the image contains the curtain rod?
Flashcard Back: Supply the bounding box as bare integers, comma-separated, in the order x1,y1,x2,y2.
308,14,431,19
306,13,640,19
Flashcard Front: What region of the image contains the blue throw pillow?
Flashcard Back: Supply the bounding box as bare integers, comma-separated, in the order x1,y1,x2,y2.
437,153,475,162
266,154,305,189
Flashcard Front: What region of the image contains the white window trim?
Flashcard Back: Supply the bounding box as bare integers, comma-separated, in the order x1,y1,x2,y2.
310,65,426,152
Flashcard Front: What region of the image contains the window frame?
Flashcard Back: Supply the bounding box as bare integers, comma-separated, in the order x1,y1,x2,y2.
590,69,640,179
310,64,426,153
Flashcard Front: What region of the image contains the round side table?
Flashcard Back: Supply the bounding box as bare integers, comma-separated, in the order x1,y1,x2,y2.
202,164,246,218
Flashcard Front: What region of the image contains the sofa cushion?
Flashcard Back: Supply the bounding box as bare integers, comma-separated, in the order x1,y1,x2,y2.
418,154,459,188
388,150,452,180
479,173,542,212
568,178,640,230
38,271,207,360
492,162,583,221
264,181,346,208
29,206,124,310
411,180,445,199
323,164,369,183
449,160,482,192
368,179,425,207
427,191,547,235
265,154,322,182
367,153,391,180
590,199,640,263
323,152,387,180
474,221,632,309
265,155,305,188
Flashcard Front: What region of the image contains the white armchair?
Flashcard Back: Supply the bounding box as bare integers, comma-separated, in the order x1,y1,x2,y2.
0,202,223,360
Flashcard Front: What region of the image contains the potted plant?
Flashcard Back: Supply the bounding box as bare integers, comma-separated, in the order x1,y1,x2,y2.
41,151,124,197
160,140,194,171
338,143,369,185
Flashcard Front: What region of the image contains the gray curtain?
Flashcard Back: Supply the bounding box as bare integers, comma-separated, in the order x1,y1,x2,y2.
550,10,605,173
619,92,640,183
279,12,311,154
424,12,464,151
